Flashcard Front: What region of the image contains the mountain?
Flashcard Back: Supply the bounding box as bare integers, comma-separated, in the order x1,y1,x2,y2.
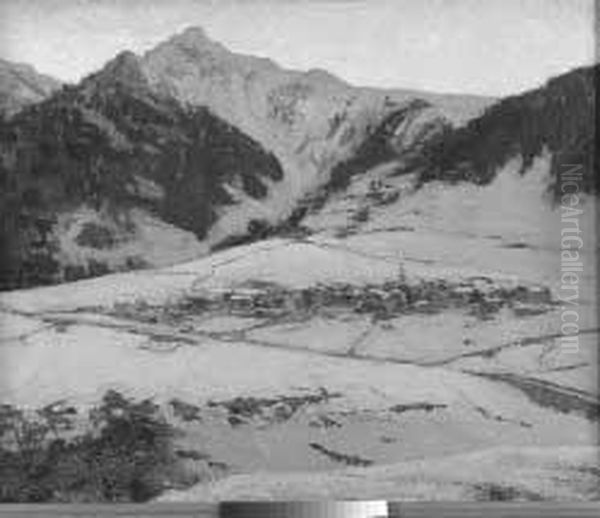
311,98,449,204
139,27,492,236
301,63,597,231
0,58,61,118
0,30,597,504
0,29,593,294
413,64,597,196
0,27,492,290
0,51,284,289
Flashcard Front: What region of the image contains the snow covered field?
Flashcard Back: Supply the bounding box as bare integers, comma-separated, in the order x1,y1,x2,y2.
0,155,597,500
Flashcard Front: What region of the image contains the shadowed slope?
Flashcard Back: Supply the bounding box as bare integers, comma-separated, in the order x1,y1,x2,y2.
414,65,597,196
0,52,283,290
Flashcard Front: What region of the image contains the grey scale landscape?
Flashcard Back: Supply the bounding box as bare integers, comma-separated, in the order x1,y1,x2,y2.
0,22,597,503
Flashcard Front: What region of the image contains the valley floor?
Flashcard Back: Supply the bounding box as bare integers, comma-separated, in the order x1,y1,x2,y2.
0,167,597,501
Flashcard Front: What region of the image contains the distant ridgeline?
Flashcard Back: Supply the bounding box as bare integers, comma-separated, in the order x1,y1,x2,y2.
414,65,597,196
0,52,283,290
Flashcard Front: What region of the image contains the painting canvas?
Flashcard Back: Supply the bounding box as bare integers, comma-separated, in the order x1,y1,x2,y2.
0,0,597,507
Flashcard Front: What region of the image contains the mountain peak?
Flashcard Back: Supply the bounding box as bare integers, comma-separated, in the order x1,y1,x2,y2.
104,51,142,74
85,50,147,91
165,26,227,54
179,26,210,42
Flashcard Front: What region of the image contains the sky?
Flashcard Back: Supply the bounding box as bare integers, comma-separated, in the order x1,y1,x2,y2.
0,0,595,96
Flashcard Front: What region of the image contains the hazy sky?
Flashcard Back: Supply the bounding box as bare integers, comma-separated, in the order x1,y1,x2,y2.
0,0,595,96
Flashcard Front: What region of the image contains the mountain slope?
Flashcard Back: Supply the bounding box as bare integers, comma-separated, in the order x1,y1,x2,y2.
301,63,597,242
140,27,492,233
0,59,61,118
0,51,284,290
0,28,492,290
414,64,597,195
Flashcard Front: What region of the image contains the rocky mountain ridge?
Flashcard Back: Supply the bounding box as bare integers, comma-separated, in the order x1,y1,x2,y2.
0,27,489,290
0,28,594,292
0,58,61,118
140,27,492,229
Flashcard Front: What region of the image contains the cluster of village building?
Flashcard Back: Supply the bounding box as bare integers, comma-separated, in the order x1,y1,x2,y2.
187,277,553,319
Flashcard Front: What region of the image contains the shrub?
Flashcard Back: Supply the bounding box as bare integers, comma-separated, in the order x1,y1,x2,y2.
0,391,200,503
87,259,110,277
169,399,202,422
247,219,272,238
75,223,116,249
210,218,274,252
125,256,148,271
351,206,370,223
63,264,88,282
